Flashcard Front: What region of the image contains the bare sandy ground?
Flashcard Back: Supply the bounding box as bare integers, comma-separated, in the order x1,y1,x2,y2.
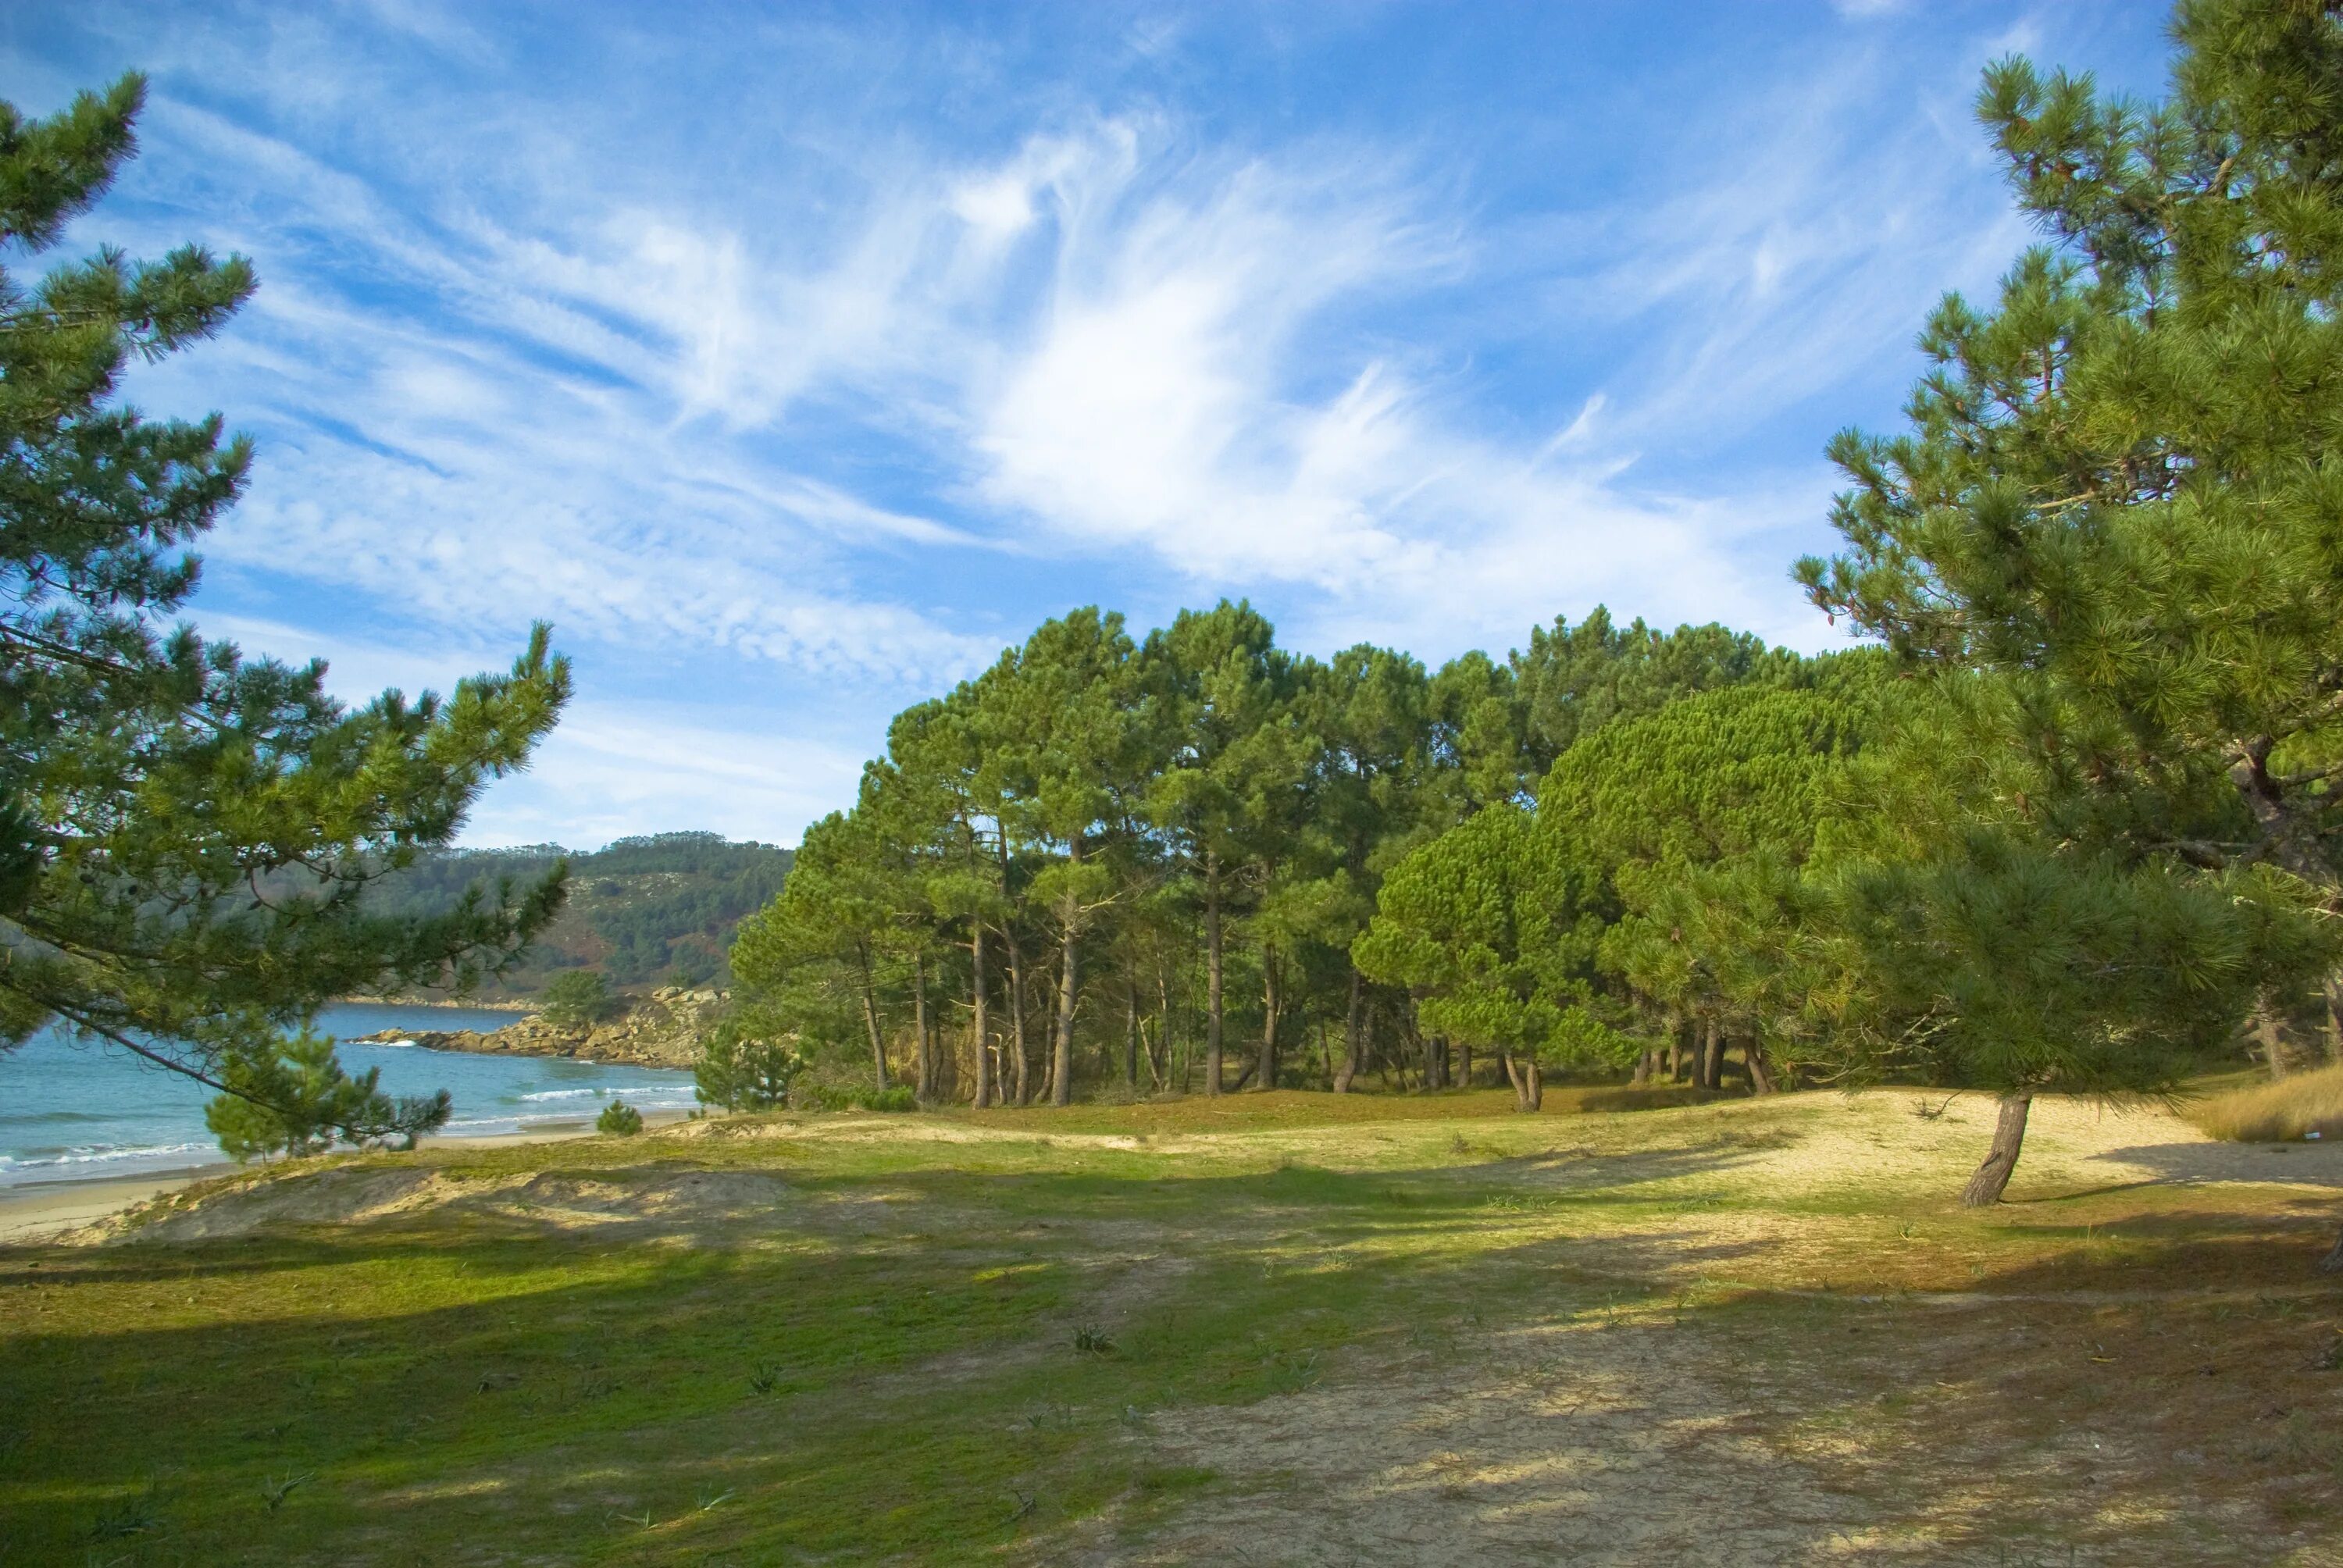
43,1089,2343,1252
0,1173,232,1244
0,1110,694,1244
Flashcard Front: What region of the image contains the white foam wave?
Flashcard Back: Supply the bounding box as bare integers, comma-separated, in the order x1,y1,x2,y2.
0,1140,216,1181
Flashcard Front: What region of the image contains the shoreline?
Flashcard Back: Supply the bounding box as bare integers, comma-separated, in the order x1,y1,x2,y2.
0,1110,694,1245
334,996,535,1013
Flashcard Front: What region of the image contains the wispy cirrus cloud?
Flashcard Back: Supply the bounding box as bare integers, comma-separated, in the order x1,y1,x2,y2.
3,0,2171,843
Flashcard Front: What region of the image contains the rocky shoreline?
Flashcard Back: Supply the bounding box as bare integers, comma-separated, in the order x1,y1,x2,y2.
350,986,724,1071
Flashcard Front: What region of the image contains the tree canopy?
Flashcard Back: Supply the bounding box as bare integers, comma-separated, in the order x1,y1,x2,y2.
726,599,1827,1108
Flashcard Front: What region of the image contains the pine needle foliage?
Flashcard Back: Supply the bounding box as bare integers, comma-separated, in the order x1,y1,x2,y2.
0,76,569,1138
1796,0,2343,1100
203,1027,450,1162
1799,0,2343,903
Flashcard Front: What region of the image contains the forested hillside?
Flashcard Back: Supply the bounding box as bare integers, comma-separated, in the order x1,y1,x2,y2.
365,832,791,997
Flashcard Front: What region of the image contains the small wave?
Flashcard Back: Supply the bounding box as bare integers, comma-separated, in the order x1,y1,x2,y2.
440,1117,529,1137
517,1088,608,1103
0,1140,215,1174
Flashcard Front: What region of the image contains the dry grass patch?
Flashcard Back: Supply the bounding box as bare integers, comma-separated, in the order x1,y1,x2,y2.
2188,1064,2343,1144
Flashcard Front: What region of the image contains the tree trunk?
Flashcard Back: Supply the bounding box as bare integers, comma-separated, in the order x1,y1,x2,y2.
968,925,993,1109
1125,978,1140,1091
1459,1042,1473,1089
858,946,890,1091
1254,943,1279,1092
1631,1049,1654,1087
2325,973,2343,1065
1501,1052,1540,1111
912,950,933,1102
1665,1028,1683,1083
2320,1226,2343,1274
994,829,1029,1106
1205,851,1225,1096
1699,1017,1722,1091
1050,836,1082,1107
1745,1036,1776,1096
1334,968,1364,1094
1154,968,1173,1089
1052,918,1078,1109
1005,930,1030,1106
2255,1000,2288,1081
1961,1094,2033,1207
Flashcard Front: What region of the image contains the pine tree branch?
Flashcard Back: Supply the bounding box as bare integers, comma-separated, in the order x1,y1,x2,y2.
41,999,272,1108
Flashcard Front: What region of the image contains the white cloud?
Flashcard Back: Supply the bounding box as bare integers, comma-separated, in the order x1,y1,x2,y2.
950,83,1999,660
464,708,865,850
128,46,1981,689
12,0,2087,843
198,615,858,848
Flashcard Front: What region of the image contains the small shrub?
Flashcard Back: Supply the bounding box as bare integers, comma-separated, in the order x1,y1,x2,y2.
2186,1064,2343,1142
87,1480,169,1540
799,1084,916,1113
541,969,621,1030
1072,1325,1115,1355
695,1026,804,1111
259,1471,313,1512
596,1099,644,1136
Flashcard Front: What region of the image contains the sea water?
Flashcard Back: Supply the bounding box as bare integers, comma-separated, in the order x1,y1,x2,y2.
0,1003,699,1188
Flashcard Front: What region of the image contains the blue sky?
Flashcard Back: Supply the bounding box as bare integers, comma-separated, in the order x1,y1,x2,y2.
2,2,2170,849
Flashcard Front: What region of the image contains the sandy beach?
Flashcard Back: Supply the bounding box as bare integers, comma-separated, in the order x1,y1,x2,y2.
0,1110,694,1245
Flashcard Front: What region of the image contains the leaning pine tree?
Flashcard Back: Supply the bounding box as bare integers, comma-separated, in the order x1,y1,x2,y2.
1799,0,2343,1213
0,76,571,1146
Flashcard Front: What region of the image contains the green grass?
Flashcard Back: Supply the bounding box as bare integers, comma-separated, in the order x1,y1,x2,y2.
2,1089,2338,1564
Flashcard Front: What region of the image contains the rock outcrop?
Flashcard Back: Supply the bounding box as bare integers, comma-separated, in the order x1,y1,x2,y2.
351,986,725,1070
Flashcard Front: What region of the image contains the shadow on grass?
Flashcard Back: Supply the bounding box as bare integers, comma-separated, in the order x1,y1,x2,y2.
1656,1227,2343,1563
9,1135,2332,1566
2085,1139,2343,1190
0,1152,1764,1565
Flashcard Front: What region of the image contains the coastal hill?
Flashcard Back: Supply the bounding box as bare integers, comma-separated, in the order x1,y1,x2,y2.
363,832,790,1000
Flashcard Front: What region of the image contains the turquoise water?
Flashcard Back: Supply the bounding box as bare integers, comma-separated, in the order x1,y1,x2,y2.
0,1003,699,1187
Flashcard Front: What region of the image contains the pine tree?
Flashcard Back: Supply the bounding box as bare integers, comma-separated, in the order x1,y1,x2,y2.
205,1028,449,1162
0,76,569,1140
1142,602,1301,1095
1546,675,1881,1094
694,1019,807,1112
1797,0,2343,1205
540,970,618,1030
1353,804,1603,1110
